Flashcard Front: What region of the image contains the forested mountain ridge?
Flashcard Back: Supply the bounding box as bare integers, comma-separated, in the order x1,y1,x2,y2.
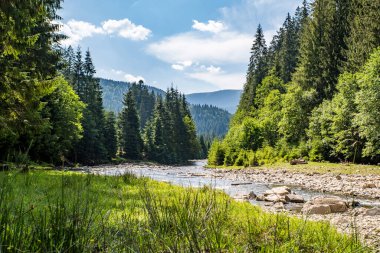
100,78,234,138
209,0,380,166
190,105,231,138
100,78,165,113
186,90,242,113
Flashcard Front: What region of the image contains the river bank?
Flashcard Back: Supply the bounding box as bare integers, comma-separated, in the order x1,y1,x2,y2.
74,161,380,250
210,166,380,250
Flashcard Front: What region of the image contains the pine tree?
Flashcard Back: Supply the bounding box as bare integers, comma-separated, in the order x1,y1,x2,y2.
293,0,338,102
345,0,380,72
73,47,84,98
238,24,268,115
120,90,143,160
104,111,117,159
0,0,64,160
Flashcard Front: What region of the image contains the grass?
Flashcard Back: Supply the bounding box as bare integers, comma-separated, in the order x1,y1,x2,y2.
0,170,372,252
208,161,380,176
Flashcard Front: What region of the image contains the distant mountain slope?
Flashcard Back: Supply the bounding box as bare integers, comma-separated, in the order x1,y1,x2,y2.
100,78,165,113
186,90,242,113
190,104,231,138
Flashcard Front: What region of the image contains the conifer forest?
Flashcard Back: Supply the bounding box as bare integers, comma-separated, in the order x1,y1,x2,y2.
1,0,380,252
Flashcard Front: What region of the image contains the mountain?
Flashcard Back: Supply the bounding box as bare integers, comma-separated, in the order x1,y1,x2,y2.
100,78,165,113
190,104,231,138
186,90,242,114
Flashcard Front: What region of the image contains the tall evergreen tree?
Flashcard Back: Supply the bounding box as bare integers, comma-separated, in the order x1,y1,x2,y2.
0,0,65,160
238,24,268,115
345,0,380,72
104,111,117,160
120,90,143,160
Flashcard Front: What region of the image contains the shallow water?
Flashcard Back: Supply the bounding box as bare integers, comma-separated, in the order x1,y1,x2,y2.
90,160,380,209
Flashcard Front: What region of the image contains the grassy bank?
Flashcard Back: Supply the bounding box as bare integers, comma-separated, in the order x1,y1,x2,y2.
207,161,380,176
0,170,371,252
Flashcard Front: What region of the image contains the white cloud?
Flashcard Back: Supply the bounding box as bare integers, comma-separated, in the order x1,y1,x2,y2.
60,20,104,46
60,18,151,46
171,61,193,71
102,19,151,40
124,74,145,83
147,31,252,65
192,20,226,33
97,69,145,83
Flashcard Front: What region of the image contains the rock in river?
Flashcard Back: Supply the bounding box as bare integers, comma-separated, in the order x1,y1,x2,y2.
302,196,348,215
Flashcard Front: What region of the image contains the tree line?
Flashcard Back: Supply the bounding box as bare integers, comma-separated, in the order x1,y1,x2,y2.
0,0,200,166
209,0,380,166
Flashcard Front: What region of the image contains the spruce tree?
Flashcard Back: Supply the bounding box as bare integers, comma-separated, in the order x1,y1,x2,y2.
120,90,143,160
104,111,118,159
238,24,268,116
345,0,380,72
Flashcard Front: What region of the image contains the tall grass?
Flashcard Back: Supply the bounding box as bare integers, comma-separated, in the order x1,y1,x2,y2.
0,171,371,252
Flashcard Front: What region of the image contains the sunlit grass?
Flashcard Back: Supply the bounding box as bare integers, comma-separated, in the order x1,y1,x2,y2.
0,170,371,252
208,161,380,175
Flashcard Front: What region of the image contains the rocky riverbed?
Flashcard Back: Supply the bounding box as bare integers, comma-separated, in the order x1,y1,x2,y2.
211,167,380,250
213,167,380,200
73,161,380,250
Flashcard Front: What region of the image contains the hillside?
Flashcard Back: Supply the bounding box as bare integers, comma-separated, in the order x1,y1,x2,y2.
190,104,231,138
100,78,165,113
186,90,242,113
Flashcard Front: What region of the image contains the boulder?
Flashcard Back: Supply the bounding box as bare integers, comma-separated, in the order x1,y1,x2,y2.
290,159,308,165
363,183,377,189
256,194,265,201
248,191,257,200
272,202,285,210
264,186,291,196
363,207,380,216
302,196,348,214
285,194,305,203
264,194,287,203
303,204,332,215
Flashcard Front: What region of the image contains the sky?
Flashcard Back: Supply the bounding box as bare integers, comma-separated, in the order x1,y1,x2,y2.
58,0,302,94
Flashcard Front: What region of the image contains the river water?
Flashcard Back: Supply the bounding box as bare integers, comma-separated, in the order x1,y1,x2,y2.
83,160,380,210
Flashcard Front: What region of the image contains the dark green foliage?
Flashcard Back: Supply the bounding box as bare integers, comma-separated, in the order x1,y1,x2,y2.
119,91,143,160
129,81,156,129
345,0,380,72
100,78,165,113
63,47,108,164
104,112,118,159
210,0,380,166
237,24,268,117
190,104,231,138
32,77,84,164
0,0,85,164
143,88,200,164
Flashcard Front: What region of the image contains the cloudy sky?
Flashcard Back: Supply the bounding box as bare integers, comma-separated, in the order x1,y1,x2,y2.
59,0,302,93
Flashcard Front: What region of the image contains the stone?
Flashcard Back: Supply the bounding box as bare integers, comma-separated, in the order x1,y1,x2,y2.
264,194,287,203
302,196,348,214
363,183,377,189
248,191,257,200
256,194,265,201
290,159,308,165
264,186,291,196
302,204,332,215
363,207,380,216
336,175,342,180
285,194,305,203
272,202,285,210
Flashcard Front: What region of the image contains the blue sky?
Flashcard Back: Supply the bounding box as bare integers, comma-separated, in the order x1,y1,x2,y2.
59,0,302,93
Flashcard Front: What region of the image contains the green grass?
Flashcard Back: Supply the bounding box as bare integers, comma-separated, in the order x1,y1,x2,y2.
208,161,380,176
0,170,372,252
